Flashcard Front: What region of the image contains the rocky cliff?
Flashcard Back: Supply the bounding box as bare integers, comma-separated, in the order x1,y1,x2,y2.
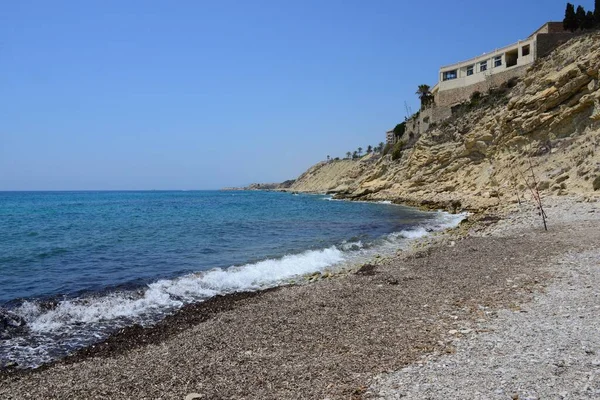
289,33,600,211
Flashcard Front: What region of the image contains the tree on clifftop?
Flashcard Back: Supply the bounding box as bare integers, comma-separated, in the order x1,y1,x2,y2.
416,84,433,109
346,151,351,159
564,3,578,32
393,122,406,139
584,10,596,29
595,0,600,24
576,5,587,29
366,145,373,154
357,147,363,156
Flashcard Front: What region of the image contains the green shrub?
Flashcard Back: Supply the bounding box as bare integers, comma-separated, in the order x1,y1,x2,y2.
391,140,405,161
382,143,392,156
393,122,407,139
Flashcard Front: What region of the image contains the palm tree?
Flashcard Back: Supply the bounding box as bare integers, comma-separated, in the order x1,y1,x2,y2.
358,147,363,156
378,142,385,153
366,145,373,154
416,84,433,109
326,155,330,162
353,151,358,159
346,151,352,159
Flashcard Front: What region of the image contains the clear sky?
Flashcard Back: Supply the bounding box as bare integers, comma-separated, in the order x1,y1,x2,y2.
0,0,594,190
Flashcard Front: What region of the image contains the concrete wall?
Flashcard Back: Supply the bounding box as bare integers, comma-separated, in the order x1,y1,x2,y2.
399,104,452,147
420,105,452,130
531,22,567,36
405,117,419,139
435,65,529,107
546,22,567,33
536,32,580,58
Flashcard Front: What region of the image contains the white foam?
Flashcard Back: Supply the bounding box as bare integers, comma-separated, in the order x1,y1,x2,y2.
398,227,429,239
340,240,364,251
16,246,345,334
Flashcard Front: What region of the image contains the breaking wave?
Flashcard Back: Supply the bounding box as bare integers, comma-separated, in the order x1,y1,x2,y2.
1,210,466,369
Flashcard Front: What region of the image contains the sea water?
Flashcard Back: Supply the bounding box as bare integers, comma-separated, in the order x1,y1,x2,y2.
0,190,464,368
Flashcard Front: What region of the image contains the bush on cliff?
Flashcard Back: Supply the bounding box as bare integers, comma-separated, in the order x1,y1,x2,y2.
382,143,392,156
393,122,406,139
391,140,405,161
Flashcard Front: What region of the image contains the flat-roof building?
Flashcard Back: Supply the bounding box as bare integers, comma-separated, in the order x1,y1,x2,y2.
433,22,573,108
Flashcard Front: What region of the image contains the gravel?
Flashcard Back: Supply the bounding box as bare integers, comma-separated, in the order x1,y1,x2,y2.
369,197,600,399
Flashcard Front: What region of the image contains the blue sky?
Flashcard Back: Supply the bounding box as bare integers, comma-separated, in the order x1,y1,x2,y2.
0,0,593,190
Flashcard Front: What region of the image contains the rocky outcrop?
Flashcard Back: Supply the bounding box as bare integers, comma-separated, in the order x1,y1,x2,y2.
287,155,379,193
291,33,600,211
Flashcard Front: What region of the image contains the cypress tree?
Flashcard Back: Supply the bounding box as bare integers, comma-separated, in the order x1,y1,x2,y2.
583,10,595,29
576,5,586,29
564,3,578,32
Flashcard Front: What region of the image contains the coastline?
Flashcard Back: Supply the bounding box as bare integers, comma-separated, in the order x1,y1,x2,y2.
2,195,598,398
0,197,464,374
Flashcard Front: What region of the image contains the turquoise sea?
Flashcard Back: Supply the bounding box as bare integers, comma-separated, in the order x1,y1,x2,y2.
0,190,463,368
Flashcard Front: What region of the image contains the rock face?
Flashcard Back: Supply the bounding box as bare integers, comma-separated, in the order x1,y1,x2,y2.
288,156,379,193
291,33,600,210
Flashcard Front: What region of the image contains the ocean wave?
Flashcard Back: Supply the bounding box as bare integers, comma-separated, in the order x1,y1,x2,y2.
1,210,466,369
17,246,345,334
1,246,347,368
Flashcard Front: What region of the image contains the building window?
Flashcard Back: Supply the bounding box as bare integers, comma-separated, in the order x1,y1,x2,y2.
443,70,457,81
494,55,502,67
480,61,488,72
442,70,457,81
522,44,530,56
466,65,474,76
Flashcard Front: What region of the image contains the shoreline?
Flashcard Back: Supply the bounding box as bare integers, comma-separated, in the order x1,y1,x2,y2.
0,199,465,374
1,196,598,399
0,289,280,380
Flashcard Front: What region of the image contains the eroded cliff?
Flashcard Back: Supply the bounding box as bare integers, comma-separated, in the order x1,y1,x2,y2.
289,33,600,210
